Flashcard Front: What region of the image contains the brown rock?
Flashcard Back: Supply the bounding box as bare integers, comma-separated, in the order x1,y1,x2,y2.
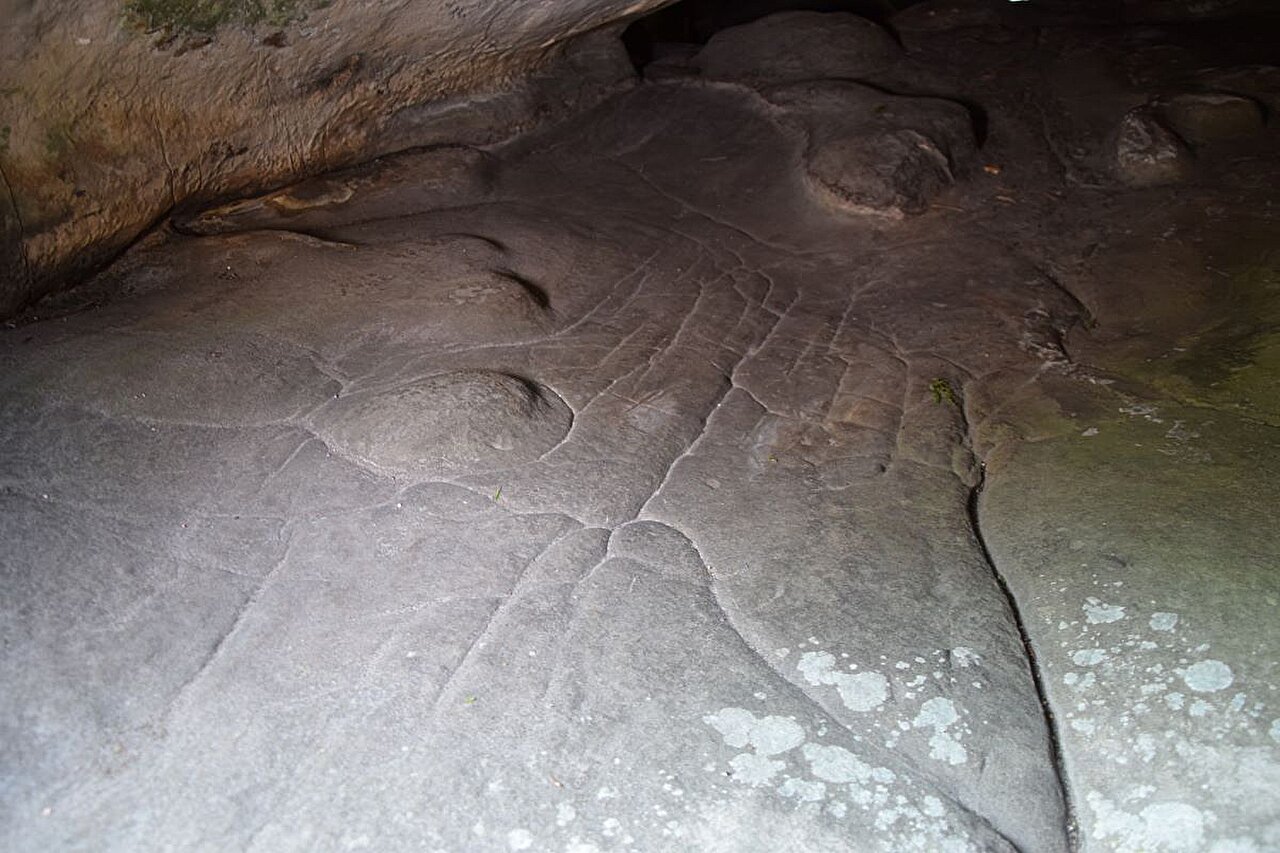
765,80,977,218
0,0,652,318
695,12,901,88
1112,106,1194,186
1154,92,1267,145
891,0,1006,35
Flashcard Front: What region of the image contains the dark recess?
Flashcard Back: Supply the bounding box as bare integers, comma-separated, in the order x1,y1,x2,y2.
622,0,922,68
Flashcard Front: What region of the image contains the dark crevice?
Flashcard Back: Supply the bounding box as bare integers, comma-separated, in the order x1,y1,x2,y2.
966,460,1079,853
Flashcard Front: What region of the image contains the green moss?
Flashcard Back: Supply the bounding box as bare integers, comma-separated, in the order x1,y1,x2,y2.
1099,254,1280,425
122,0,315,35
929,378,959,406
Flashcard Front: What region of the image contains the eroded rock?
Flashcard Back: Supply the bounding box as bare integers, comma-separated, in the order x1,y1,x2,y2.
0,329,337,426
1153,92,1266,145
1112,106,1194,186
695,12,901,87
1189,65,1280,113
175,145,497,236
0,5,643,317
312,370,573,478
72,229,557,369
765,81,977,217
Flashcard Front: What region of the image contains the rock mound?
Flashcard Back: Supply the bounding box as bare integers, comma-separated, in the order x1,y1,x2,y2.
313,370,572,478
1112,106,1194,186
1188,65,1280,113
90,232,556,365
765,81,977,217
1152,92,1266,145
695,12,901,87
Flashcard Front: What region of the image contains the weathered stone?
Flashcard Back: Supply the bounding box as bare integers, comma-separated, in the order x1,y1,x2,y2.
0,3,643,317
312,370,573,478
1190,64,1280,113
0,328,338,425
1154,92,1266,145
765,80,977,217
1112,106,1194,186
174,145,497,236
641,42,701,82
695,11,901,87
3,9,1279,853
891,0,1005,34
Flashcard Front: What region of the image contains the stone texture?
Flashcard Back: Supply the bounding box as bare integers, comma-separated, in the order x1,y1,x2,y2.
313,370,574,478
0,0,646,317
1190,64,1280,113
1112,106,1194,186
3,7,1280,853
764,80,977,217
694,11,901,87
173,144,499,236
1153,92,1267,145
890,0,1005,35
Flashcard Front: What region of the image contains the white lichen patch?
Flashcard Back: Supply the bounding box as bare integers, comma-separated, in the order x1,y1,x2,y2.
797,651,890,712
1053,598,1278,852
803,742,874,784
705,707,807,788
1084,598,1126,624
778,777,827,802
912,697,967,765
1070,718,1097,735
730,753,786,787
704,706,980,849
1181,660,1233,693
703,707,805,755
1072,648,1108,666
1087,793,1211,853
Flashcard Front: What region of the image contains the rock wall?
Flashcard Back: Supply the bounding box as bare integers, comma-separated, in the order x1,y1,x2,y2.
0,0,665,317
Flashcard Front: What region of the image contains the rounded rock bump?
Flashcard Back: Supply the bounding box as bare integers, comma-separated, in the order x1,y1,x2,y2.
313,369,573,478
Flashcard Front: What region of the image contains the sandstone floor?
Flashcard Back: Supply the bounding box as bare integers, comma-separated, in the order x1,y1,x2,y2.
2,10,1279,852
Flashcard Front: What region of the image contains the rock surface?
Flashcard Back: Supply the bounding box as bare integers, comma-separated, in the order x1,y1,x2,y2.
694,11,901,86
0,0,651,317
1153,92,1266,145
1112,107,1194,186
765,80,976,217
3,7,1280,853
